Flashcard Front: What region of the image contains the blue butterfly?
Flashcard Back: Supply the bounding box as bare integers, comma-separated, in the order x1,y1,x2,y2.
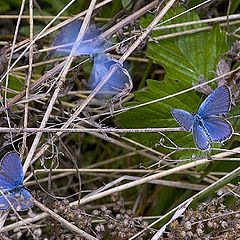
0,151,33,211
89,53,132,100
53,20,110,56
171,85,233,151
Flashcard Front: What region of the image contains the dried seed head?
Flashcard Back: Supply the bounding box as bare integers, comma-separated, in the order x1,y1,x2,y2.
221,221,228,229
196,227,203,236
184,221,192,230
92,209,100,216
100,205,107,212
33,228,42,237
207,221,213,228
95,224,105,233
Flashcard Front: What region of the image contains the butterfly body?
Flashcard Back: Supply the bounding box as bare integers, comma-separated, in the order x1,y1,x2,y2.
193,114,205,131
0,151,33,211
172,85,233,151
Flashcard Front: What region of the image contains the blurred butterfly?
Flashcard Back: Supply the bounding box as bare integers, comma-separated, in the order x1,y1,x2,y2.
171,85,233,151
89,53,132,100
53,20,110,56
0,151,33,211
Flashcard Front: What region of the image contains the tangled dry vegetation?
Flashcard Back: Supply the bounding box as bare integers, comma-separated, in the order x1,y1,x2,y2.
0,0,239,239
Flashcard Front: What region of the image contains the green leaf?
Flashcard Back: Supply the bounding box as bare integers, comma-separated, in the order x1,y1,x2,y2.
230,0,240,13
117,78,200,158
147,7,227,84
117,7,228,158
140,6,205,36
0,2,10,13
121,0,132,9
6,76,23,98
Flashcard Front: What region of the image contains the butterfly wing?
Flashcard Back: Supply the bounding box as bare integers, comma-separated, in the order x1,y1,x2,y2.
198,85,231,118
171,109,195,131
203,116,233,142
0,151,24,190
0,188,33,211
0,195,10,210
53,20,109,56
192,122,210,150
89,54,132,100
0,152,33,211
13,188,33,211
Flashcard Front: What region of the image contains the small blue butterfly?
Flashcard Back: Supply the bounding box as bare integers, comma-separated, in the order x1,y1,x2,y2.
171,85,233,151
53,20,110,56
89,53,132,100
0,151,33,211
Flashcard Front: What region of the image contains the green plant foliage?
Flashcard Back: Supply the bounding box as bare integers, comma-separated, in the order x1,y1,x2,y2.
98,1,124,18
230,0,240,13
121,0,133,10
7,76,23,98
20,25,45,36
0,2,10,13
116,79,201,159
4,0,20,8
117,7,228,158
143,7,228,83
